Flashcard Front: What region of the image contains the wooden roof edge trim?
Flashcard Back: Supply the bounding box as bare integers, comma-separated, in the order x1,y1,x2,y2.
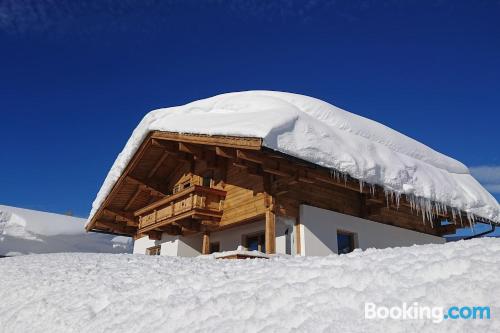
86,132,155,231
151,131,263,149
260,147,498,226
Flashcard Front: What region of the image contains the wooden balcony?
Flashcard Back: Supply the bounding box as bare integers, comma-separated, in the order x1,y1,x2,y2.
135,185,226,234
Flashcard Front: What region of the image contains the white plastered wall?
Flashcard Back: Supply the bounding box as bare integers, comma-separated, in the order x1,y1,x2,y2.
133,233,201,257
299,204,445,256
133,218,294,256
210,219,291,254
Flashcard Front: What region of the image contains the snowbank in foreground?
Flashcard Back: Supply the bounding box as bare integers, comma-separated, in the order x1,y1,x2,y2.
0,205,131,256
1,239,499,332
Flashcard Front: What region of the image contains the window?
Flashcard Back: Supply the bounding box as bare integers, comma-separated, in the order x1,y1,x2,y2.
173,180,191,194
202,175,212,187
337,230,356,254
244,232,266,252
209,242,220,254
146,245,161,256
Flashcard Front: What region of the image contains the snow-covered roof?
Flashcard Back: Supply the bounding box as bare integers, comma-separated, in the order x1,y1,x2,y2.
89,91,500,224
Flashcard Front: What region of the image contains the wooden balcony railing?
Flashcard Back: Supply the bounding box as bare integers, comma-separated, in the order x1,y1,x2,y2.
135,185,226,234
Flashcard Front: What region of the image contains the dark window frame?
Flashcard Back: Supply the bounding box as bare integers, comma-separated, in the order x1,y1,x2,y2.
337,230,356,254
209,241,220,254
243,231,266,253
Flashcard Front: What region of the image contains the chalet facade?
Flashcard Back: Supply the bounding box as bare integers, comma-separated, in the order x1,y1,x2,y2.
85,131,458,256
85,91,499,256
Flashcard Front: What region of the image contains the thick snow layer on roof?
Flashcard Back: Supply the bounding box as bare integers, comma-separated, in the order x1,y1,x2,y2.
0,205,131,256
89,91,499,224
1,239,499,332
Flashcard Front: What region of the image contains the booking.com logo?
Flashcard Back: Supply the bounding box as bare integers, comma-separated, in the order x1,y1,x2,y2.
365,302,491,323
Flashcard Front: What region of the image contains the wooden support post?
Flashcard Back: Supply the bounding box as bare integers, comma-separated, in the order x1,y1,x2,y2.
202,230,210,255
295,218,302,256
265,209,276,254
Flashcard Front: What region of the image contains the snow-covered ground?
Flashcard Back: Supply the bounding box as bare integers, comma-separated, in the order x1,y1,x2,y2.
0,205,132,256
89,91,500,225
1,239,499,332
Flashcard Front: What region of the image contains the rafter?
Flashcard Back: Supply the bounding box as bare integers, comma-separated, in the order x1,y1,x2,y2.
148,151,169,178
94,220,135,235
103,208,138,226
179,142,203,156
215,146,236,159
124,187,143,211
125,175,167,197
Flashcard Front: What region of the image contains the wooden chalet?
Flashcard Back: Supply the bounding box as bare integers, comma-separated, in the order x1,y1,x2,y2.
86,130,465,257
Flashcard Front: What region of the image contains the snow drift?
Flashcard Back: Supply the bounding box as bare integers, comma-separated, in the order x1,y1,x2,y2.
88,91,499,225
1,239,499,332
0,205,131,256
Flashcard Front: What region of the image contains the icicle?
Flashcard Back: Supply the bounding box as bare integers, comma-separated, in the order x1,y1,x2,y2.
359,180,364,193
466,212,475,233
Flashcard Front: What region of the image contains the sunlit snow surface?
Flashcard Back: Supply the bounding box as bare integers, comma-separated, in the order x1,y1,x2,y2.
0,205,131,256
88,91,499,224
1,239,499,332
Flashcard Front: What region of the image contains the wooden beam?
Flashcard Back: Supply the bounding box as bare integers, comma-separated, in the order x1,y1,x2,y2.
148,151,169,178
151,131,262,150
176,219,201,232
151,139,178,152
103,208,138,226
159,224,182,236
178,142,203,156
124,187,142,211
215,146,236,159
262,164,290,177
94,220,135,235
265,209,276,254
147,230,162,240
436,223,456,235
202,230,210,255
236,149,263,164
201,219,220,228
125,175,167,197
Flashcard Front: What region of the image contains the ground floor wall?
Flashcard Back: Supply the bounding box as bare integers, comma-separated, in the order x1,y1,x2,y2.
299,204,445,256
133,204,445,257
133,233,202,257
133,218,293,256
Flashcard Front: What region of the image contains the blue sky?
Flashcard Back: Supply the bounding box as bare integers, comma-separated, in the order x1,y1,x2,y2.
0,0,499,235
